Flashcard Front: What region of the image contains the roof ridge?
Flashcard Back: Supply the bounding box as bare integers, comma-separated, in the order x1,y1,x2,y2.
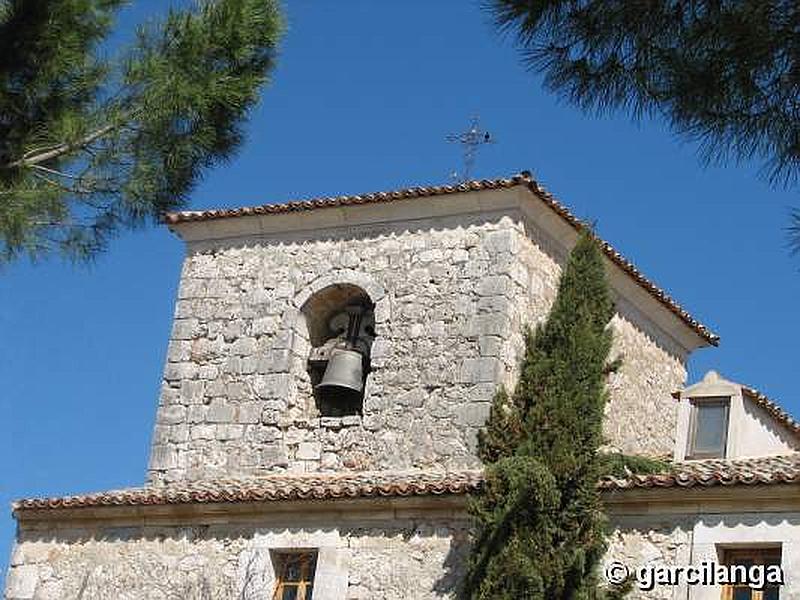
164,172,719,345
12,469,485,512
144,468,485,489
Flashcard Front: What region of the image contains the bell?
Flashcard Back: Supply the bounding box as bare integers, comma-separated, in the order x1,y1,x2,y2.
316,347,364,399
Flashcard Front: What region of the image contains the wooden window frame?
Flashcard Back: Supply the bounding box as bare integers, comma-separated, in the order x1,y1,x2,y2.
687,397,730,459
720,546,781,600
272,550,317,600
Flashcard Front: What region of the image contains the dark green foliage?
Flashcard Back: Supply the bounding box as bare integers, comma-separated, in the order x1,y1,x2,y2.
598,453,670,479
0,0,283,262
465,232,621,599
487,1,800,253
476,386,524,464
465,456,559,598
487,0,800,185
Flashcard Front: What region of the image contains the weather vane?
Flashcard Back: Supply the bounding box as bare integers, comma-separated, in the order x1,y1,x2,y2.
446,116,494,183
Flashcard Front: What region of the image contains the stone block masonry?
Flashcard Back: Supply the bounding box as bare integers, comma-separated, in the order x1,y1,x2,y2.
149,214,532,483
6,508,471,600
13,501,786,599
148,209,687,483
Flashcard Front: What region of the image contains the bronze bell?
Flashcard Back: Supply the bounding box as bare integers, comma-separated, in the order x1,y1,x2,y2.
316,347,364,399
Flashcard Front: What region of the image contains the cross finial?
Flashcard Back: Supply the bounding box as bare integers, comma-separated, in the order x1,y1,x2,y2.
446,116,494,183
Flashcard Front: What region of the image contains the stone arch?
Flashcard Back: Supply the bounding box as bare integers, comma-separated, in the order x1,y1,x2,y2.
292,269,386,310
299,283,373,347
287,271,387,417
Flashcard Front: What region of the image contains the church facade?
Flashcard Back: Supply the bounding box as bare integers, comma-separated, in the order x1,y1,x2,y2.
6,173,800,599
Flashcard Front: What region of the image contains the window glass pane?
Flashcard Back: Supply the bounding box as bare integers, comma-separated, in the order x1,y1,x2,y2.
764,587,780,600
308,554,318,577
273,551,318,600
730,558,755,568
280,586,298,600
732,589,752,600
693,402,727,455
722,547,782,600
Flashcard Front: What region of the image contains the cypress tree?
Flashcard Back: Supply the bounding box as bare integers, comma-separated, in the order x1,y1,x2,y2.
463,232,618,599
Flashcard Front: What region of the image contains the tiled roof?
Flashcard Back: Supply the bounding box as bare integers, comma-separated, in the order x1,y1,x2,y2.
741,386,800,438
12,470,483,513
14,455,800,513
164,173,719,345
164,177,523,224
600,454,800,490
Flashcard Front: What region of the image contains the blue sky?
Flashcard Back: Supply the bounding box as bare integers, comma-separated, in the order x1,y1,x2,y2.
2,1,799,583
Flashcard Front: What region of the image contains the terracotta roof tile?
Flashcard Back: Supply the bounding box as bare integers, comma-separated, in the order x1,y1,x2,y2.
164,173,719,345
163,178,522,224
14,455,800,513
741,386,800,437
12,470,483,513
600,453,800,490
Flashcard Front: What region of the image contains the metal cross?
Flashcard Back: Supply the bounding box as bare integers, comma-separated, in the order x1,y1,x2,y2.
446,116,494,183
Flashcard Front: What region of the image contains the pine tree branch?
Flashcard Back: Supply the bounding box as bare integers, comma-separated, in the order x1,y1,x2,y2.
30,170,109,202
31,170,68,191
5,122,119,169
30,164,81,180
1,0,284,262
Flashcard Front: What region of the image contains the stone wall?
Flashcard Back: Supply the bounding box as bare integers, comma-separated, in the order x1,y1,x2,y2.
5,507,470,600
604,513,694,600
10,502,800,599
149,213,526,483
508,218,687,457
605,508,800,599
148,210,688,483
604,312,685,456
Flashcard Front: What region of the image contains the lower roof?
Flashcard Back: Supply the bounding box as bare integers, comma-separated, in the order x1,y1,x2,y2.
13,454,800,515
600,453,800,490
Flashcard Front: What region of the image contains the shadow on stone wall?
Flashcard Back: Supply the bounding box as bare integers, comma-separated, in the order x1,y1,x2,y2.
185,212,512,256
432,525,470,599
16,521,270,544
697,512,800,529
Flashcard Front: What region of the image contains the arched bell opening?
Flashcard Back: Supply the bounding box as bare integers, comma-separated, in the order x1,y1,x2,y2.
301,284,375,417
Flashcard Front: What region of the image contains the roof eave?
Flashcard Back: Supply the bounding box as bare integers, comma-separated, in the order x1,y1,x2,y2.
163,174,719,346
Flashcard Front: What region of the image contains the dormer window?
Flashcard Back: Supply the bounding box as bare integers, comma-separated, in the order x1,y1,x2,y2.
687,397,730,459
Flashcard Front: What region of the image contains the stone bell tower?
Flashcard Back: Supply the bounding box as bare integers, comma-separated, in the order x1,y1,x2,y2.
147,174,715,484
